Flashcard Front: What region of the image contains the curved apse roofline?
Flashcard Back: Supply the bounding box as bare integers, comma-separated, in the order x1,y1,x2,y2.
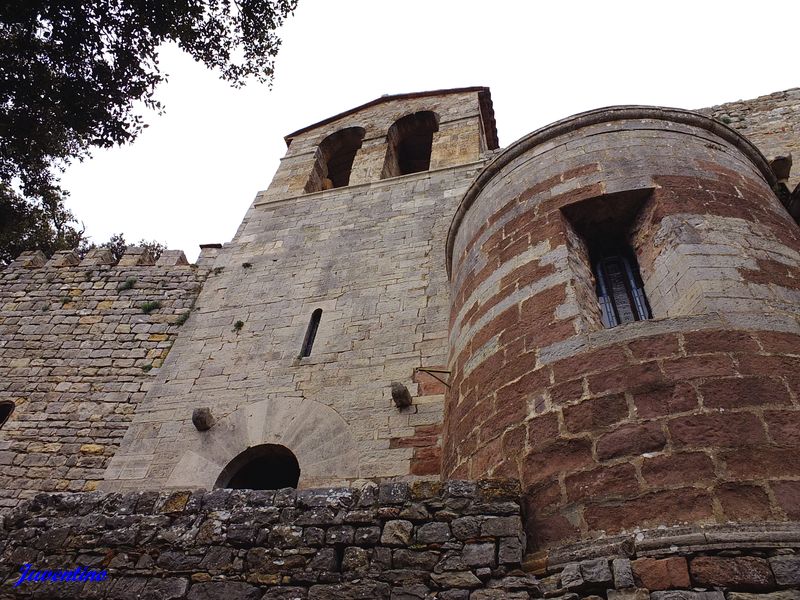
445,105,776,279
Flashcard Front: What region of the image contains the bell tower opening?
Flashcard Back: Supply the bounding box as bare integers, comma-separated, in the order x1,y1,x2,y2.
215,444,300,490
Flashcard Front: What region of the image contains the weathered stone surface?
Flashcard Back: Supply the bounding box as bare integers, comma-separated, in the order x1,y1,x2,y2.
580,558,612,584
769,555,800,586
632,557,690,590
381,520,413,545
462,543,496,568
561,563,584,589
728,593,800,600
612,558,635,588
690,556,774,590
186,582,262,600
607,590,650,600
416,522,451,544
430,571,482,589
651,593,725,600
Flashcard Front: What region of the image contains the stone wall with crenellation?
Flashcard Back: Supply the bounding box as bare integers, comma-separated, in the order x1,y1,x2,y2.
0,248,208,508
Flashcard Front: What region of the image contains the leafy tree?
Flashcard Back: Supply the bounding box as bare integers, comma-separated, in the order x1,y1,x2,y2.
0,185,84,265
1,0,298,197
86,233,167,262
0,0,296,264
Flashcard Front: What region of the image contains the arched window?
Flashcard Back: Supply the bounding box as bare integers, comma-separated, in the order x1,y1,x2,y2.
305,127,366,193
594,249,651,328
0,402,14,428
381,111,440,178
300,308,322,358
215,444,300,490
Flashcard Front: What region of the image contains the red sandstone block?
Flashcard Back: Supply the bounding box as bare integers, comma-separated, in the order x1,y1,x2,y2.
485,394,527,442
668,411,766,449
700,376,791,409
562,393,628,433
487,197,519,227
634,381,698,418
689,556,774,590
468,282,517,327
641,452,715,488
523,437,593,484
411,446,441,476
564,463,639,503
715,482,773,520
596,422,666,460
551,345,629,383
470,436,502,478
495,368,549,408
538,182,605,214
631,557,690,590
722,446,800,479
500,260,556,290
526,512,581,550
772,480,800,519
756,331,800,354
412,370,448,397
525,476,562,515
662,355,736,380
584,488,714,534
628,335,680,361
588,362,664,395
526,413,559,451
683,330,759,354
498,236,532,263
736,355,800,392
501,426,525,459
550,379,585,407
525,318,577,352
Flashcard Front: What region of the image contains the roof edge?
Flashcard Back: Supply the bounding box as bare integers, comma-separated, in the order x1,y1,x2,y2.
283,87,499,149
445,105,777,279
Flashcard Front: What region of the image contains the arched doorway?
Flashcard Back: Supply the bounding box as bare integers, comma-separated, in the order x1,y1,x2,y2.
214,444,300,490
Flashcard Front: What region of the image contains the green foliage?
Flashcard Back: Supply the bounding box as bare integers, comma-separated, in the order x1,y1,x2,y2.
140,300,162,314
233,320,244,332
82,233,167,263
118,277,137,291
59,296,72,304
175,312,190,326
0,0,298,198
0,184,84,265
141,364,153,372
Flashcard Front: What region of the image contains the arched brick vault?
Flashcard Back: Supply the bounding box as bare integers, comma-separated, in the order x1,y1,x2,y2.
166,398,359,489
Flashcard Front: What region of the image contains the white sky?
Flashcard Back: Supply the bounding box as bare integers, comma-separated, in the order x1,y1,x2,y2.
59,0,800,262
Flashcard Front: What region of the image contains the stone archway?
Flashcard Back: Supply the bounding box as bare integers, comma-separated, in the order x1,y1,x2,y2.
165,398,359,489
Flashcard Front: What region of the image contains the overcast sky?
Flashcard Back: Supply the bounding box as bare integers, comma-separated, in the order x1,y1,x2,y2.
59,0,800,262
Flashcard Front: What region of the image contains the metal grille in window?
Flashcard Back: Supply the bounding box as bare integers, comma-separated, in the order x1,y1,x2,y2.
594,253,651,328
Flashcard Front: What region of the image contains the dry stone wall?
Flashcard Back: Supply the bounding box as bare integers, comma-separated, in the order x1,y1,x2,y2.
0,480,798,600
0,248,207,508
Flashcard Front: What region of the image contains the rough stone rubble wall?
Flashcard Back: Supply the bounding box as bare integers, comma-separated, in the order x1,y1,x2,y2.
0,480,798,599
698,87,800,188
0,479,530,599
0,249,207,508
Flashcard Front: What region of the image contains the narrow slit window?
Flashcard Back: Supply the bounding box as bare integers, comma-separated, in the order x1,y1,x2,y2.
593,249,651,328
300,309,322,357
0,401,14,429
